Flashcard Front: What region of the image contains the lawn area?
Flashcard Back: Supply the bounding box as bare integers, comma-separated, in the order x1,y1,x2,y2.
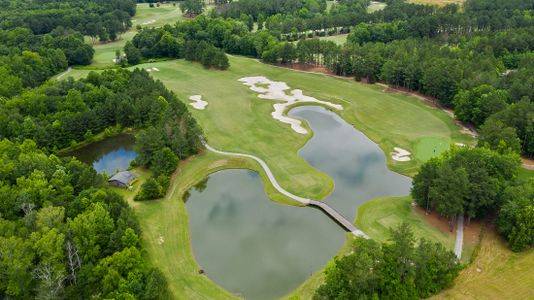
318,33,349,45
433,229,534,299
132,2,184,28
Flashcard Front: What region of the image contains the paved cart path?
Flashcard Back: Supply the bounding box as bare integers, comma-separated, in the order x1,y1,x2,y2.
454,214,464,259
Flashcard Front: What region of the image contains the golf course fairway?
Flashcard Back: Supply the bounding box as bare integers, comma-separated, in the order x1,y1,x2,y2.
67,55,474,299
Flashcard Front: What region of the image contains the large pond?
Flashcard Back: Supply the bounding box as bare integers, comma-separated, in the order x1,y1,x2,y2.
186,106,412,300
64,133,137,174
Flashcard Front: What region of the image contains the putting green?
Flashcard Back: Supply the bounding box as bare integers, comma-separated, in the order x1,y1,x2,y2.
414,136,451,162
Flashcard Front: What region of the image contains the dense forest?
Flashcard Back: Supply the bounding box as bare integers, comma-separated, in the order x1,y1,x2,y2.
0,140,170,298
0,0,202,295
0,0,135,40
315,224,461,299
0,68,203,297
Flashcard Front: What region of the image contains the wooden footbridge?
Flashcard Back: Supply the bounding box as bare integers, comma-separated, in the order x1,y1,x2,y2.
203,142,369,238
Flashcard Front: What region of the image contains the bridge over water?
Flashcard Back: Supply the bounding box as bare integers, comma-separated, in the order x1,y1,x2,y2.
203,142,369,238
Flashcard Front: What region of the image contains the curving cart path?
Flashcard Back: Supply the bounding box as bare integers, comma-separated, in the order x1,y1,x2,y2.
203,142,369,238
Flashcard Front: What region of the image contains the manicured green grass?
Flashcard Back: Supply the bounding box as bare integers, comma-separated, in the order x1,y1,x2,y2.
133,3,184,28
66,56,472,298
355,196,455,248
318,33,349,45
518,168,534,181
414,136,451,162
66,56,472,200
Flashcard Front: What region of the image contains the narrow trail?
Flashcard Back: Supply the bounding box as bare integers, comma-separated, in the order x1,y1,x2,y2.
454,214,464,259
56,67,72,80
203,142,369,238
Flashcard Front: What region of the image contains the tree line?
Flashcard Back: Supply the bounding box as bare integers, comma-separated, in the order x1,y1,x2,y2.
126,0,533,156
412,145,532,251
0,0,135,42
315,223,461,299
0,27,94,97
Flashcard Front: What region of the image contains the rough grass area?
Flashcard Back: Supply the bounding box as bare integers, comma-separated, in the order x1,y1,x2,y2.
433,229,534,299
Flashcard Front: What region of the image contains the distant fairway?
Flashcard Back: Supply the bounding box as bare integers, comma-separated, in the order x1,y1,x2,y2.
65,56,473,298
318,33,349,45
66,56,472,197
87,2,184,67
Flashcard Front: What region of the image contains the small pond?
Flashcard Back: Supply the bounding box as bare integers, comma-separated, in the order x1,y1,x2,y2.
186,106,411,299
64,133,137,174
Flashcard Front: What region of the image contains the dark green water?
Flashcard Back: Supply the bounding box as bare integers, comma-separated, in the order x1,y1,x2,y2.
64,133,137,174
186,106,411,300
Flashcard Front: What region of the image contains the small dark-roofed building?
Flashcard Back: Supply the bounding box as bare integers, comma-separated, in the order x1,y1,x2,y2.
108,171,138,188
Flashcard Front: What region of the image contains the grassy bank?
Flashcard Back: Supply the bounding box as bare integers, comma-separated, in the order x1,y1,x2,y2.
433,229,534,299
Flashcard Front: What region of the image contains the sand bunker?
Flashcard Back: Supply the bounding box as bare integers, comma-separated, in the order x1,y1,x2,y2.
189,95,208,110
146,67,160,72
239,76,343,134
391,147,411,162
142,19,156,25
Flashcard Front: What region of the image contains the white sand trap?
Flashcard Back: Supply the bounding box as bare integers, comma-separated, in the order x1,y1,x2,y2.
239,76,343,134
189,95,208,110
391,147,411,162
152,67,159,71
142,19,156,25
455,143,465,147
145,67,160,72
